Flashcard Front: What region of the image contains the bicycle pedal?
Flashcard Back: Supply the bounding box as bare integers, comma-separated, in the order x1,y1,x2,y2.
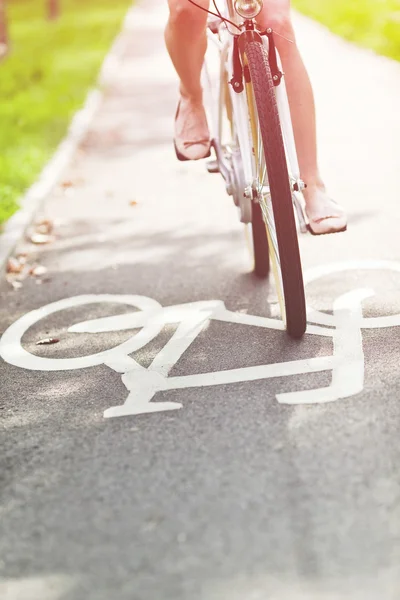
292,193,308,234
206,160,219,174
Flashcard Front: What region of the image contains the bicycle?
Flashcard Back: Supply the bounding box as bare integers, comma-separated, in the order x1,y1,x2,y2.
195,0,308,338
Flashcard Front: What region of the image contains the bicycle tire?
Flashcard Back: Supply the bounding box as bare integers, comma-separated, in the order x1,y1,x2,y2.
251,200,270,278
243,37,306,338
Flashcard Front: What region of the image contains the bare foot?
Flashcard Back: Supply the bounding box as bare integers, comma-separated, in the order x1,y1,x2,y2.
174,94,211,161
303,184,347,235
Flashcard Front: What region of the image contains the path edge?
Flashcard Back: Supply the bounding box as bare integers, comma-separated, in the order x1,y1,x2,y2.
0,6,133,273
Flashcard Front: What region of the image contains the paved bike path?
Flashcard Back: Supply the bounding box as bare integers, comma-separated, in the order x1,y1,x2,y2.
1,1,400,599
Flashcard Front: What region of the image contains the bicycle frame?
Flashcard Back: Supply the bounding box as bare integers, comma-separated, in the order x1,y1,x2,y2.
203,0,305,227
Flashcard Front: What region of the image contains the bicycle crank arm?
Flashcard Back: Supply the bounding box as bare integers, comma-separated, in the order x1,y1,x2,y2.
209,139,234,195
292,191,308,234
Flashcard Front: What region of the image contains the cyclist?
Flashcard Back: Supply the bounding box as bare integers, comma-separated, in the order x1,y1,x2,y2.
165,0,347,235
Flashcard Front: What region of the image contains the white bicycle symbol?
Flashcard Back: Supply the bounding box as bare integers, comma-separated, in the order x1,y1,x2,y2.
1,260,400,418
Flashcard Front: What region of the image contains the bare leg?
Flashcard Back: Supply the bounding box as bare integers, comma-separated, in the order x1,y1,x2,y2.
165,0,211,160
259,1,346,233
165,0,346,231
165,0,209,99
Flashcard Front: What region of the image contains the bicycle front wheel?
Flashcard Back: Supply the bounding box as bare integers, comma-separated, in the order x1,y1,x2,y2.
243,36,306,338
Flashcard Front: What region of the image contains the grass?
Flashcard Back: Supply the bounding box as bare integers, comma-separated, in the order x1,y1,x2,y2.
293,0,400,61
0,0,132,226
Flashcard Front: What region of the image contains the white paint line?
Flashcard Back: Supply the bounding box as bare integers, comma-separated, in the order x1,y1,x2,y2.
305,260,400,329
0,294,162,371
104,302,225,416
149,314,212,376
213,307,334,337
104,401,182,418
104,324,336,418
104,351,184,417
104,354,144,374
304,259,400,284
68,309,159,333
104,354,336,418
164,355,334,389
148,302,224,376
277,288,370,405
330,288,370,396
104,368,182,418
4,258,400,417
70,300,226,333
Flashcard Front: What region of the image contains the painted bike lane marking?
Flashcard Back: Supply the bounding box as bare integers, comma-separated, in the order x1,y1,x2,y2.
1,260,399,418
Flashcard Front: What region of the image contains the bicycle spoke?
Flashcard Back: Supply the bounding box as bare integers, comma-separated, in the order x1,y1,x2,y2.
255,121,268,194
259,198,279,261
257,121,262,177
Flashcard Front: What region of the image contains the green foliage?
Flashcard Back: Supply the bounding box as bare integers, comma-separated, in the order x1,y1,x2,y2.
0,0,132,226
293,0,400,61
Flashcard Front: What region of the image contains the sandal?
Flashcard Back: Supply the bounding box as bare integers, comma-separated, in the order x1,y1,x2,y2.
174,99,211,162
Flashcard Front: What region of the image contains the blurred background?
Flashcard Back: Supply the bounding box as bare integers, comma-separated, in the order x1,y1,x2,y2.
0,0,132,227
0,0,399,228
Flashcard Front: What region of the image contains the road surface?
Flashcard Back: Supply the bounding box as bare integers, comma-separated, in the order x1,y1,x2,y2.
1,1,400,598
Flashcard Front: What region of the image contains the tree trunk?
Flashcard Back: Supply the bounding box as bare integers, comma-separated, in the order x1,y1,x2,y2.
0,0,8,58
48,0,60,21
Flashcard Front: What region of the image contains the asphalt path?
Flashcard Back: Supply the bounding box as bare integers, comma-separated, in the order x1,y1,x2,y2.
1,1,400,598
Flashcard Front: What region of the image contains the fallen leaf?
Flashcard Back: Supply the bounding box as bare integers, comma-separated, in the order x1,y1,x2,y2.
34,218,54,235
30,265,48,277
29,233,55,245
6,257,24,274
129,200,138,206
36,338,60,346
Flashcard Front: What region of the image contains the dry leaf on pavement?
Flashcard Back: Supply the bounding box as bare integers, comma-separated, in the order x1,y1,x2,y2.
34,218,54,235
6,257,25,274
36,338,60,346
29,233,55,245
30,265,48,277
6,251,49,289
